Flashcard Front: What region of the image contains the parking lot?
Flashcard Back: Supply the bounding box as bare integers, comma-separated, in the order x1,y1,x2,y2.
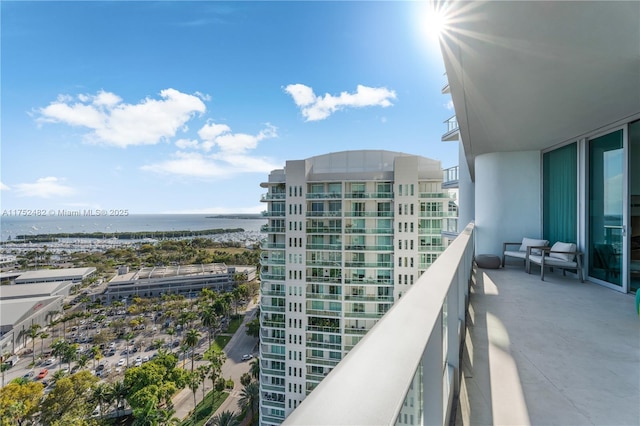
3,301,225,388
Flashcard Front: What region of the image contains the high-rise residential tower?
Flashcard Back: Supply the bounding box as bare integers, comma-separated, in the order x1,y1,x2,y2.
258,150,456,425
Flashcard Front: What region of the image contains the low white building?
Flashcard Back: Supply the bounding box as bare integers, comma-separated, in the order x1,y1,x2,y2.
0,281,71,355
102,263,256,302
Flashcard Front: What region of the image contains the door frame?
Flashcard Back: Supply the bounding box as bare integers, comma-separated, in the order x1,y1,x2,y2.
584,124,629,293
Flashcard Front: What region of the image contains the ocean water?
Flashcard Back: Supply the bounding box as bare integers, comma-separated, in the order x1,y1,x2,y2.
0,214,267,242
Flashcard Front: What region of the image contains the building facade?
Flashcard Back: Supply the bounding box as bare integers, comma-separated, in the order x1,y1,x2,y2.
103,264,256,302
259,150,456,424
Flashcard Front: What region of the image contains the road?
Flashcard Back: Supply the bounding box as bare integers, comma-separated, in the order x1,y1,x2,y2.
173,300,259,422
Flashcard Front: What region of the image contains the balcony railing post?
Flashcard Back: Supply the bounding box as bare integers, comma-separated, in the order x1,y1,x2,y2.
422,309,444,426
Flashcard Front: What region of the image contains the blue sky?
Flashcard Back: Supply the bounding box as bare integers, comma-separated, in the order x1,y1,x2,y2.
1,1,455,214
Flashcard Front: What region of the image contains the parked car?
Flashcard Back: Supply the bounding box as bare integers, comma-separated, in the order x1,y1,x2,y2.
37,369,49,379
117,358,126,367
241,354,253,361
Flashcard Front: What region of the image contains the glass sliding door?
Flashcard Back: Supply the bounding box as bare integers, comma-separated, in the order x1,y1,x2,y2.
588,129,625,288
629,120,640,293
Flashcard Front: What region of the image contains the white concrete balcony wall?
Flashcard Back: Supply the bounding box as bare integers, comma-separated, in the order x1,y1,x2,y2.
475,151,541,256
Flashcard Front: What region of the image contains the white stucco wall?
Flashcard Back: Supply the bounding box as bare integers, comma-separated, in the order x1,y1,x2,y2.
475,151,542,256
457,142,475,232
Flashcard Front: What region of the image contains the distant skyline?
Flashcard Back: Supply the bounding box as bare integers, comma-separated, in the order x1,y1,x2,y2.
1,1,455,214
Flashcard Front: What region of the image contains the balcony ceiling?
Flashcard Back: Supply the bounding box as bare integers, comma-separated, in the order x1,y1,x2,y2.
439,1,640,178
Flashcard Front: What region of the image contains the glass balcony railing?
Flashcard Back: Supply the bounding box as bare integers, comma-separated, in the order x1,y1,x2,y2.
306,292,341,300
261,242,285,249
261,273,286,281
305,243,342,250
442,116,460,141
344,192,394,199
443,166,459,185
305,276,342,284
261,193,286,201
343,211,394,217
418,211,457,218
260,225,286,233
419,192,450,198
344,245,394,251
343,277,393,285
306,192,343,199
306,211,342,217
283,223,475,426
307,227,342,233
344,227,394,234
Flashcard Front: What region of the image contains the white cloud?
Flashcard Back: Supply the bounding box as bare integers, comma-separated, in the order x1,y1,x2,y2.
0,182,10,191
175,138,200,149
37,88,206,147
445,99,454,110
141,151,280,178
14,177,75,198
144,120,279,178
284,84,397,121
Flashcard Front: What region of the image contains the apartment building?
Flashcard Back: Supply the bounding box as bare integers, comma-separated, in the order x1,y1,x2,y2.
258,150,456,424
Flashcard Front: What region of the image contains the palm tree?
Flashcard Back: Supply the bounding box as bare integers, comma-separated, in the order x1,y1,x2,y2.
89,346,102,370
238,382,259,422
197,365,210,403
156,406,180,425
249,357,260,382
39,331,50,358
109,380,128,417
76,354,89,370
205,351,226,410
209,410,240,426
231,287,243,316
187,372,201,422
28,324,41,364
92,383,110,420
200,305,218,349
0,362,10,387
184,329,200,372
51,338,68,369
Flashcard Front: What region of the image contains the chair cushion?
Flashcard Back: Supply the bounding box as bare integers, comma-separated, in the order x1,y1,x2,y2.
529,254,578,268
549,242,576,262
519,237,548,255
504,250,527,260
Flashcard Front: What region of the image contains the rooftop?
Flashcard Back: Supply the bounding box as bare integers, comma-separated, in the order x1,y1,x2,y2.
15,267,96,282
0,281,71,300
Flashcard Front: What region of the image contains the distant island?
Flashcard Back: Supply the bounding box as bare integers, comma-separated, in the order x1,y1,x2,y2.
205,214,263,219
8,228,247,243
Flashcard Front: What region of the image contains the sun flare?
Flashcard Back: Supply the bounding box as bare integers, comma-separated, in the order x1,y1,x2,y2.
423,2,449,40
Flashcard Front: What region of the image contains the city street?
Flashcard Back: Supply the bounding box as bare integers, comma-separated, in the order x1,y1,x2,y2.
173,299,259,421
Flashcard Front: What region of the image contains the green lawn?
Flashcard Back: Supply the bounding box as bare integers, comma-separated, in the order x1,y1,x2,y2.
180,390,229,426
212,335,231,352
227,316,243,334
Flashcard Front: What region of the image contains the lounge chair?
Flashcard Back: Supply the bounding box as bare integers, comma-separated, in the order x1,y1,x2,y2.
527,241,583,282
502,237,549,269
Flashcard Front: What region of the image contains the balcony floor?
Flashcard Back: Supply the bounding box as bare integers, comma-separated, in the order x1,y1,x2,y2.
456,264,640,425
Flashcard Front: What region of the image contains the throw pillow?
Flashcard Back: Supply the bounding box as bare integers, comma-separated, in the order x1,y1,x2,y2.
549,242,576,262
519,237,548,255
